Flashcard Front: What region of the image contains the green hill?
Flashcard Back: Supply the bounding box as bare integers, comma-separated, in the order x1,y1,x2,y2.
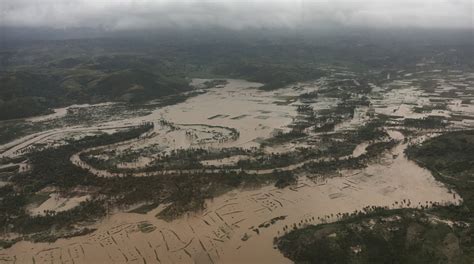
91,69,189,102
0,65,191,120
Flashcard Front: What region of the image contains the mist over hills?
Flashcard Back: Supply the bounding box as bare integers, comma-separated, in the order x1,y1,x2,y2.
0,27,472,120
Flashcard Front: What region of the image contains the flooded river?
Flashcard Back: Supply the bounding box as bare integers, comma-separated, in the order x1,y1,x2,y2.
1,131,460,264
0,78,463,264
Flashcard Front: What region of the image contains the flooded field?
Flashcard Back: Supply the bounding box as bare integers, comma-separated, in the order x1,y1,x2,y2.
1,69,473,263
2,130,461,264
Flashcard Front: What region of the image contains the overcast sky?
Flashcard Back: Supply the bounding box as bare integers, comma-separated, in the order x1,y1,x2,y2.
1,0,473,30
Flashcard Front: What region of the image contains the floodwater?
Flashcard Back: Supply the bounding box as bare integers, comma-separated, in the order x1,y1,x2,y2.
154,79,297,149
1,132,460,264
28,193,91,216
0,77,465,264
0,79,297,160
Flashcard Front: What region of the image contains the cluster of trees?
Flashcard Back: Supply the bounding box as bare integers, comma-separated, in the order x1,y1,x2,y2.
349,119,388,142
303,157,366,175
299,91,318,101
201,79,228,89
364,140,398,157
274,171,297,188
310,100,363,134
403,116,448,129
214,61,325,91
0,72,60,120
277,209,471,264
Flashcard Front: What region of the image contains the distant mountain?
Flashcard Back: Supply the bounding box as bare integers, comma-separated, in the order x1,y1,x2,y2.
0,58,191,120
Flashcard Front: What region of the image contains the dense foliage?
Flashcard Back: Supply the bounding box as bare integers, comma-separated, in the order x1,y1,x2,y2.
278,209,473,264
0,56,191,120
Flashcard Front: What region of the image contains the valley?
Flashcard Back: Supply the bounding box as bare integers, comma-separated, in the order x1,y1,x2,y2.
1,64,473,263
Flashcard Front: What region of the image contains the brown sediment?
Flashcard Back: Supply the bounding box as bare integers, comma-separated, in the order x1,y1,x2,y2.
110,235,118,245
220,210,243,216
232,218,246,226
214,212,225,222
254,207,267,213
153,249,161,263
213,238,224,243
208,214,216,223
272,199,283,207
216,203,239,211
183,248,192,258
134,246,145,262
198,239,207,252
207,252,215,264
167,229,186,244
160,231,169,251
119,249,128,262
188,224,195,234
1,75,472,263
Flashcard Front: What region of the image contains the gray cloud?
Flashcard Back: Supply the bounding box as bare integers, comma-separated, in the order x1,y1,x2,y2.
1,0,472,30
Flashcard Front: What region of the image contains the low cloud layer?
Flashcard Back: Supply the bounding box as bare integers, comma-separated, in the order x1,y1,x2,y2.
1,0,473,30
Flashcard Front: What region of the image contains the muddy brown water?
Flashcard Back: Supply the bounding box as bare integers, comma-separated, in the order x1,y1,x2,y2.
0,77,468,263
1,132,460,263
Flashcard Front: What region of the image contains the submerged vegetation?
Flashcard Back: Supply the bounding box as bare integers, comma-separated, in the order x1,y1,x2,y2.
0,124,281,240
